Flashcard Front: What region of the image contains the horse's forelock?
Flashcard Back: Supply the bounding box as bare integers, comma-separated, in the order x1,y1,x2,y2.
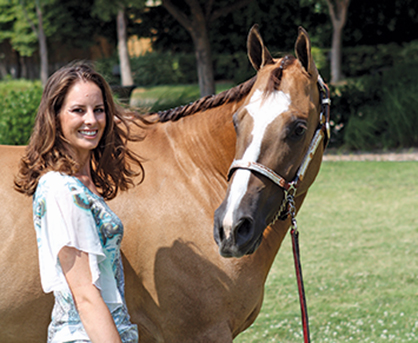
266,55,296,95
154,77,257,123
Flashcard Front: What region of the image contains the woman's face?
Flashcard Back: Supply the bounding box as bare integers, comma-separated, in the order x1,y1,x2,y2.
59,80,106,164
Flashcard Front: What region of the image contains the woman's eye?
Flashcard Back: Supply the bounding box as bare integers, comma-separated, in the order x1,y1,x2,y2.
95,108,105,113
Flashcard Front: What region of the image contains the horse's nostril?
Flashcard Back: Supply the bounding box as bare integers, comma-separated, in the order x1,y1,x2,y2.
213,215,226,244
218,225,225,242
236,218,253,241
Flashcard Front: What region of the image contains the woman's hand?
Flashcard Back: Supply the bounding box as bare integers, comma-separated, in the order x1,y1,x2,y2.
59,246,122,343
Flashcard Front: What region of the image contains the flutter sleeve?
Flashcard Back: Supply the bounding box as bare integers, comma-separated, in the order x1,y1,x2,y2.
34,172,106,294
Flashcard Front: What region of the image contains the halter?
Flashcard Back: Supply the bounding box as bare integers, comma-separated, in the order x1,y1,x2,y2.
227,74,331,224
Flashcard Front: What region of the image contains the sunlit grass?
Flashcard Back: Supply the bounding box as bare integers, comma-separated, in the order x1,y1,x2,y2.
235,162,418,342
130,82,233,111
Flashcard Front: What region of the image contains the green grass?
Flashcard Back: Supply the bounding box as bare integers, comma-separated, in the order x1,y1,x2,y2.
235,161,418,342
130,82,233,111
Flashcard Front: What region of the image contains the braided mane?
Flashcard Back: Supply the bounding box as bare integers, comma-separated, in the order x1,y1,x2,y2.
151,76,256,123
142,55,295,123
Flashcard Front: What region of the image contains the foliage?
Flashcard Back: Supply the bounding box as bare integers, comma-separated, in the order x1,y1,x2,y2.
340,41,418,77
235,161,418,342
0,0,61,57
0,0,117,69
0,80,43,145
133,0,331,54
96,52,197,86
213,52,255,84
342,63,418,150
343,0,418,46
130,52,196,86
95,55,121,85
49,0,117,51
330,59,418,150
0,0,38,56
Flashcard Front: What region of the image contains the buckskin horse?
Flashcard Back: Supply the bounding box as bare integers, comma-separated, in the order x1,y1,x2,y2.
0,26,329,342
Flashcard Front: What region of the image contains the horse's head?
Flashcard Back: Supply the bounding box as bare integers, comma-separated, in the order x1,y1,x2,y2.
213,25,330,258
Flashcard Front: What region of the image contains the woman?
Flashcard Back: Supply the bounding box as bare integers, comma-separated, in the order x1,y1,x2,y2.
15,62,143,342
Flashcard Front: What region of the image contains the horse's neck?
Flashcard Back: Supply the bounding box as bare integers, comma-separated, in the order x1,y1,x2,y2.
156,101,240,178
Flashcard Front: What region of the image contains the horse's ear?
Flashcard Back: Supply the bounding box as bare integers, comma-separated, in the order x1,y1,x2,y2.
295,27,318,78
247,24,274,71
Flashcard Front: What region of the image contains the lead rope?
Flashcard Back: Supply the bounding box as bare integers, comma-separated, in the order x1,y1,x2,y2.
288,196,311,343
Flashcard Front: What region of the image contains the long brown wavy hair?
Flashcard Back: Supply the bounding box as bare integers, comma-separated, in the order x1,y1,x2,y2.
14,62,145,200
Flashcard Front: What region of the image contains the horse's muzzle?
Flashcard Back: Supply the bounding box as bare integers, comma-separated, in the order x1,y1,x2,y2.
213,207,264,258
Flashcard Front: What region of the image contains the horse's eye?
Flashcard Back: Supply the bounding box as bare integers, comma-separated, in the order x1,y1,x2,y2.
294,125,306,136
290,122,307,140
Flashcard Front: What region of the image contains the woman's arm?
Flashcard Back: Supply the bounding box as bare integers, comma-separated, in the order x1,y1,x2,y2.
59,246,122,343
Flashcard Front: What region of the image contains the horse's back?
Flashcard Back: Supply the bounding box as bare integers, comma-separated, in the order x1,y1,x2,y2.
0,145,51,343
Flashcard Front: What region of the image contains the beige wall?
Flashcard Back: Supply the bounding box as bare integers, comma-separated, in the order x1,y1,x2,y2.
128,36,152,57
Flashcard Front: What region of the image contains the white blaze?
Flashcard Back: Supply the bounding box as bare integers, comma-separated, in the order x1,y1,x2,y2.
222,89,291,236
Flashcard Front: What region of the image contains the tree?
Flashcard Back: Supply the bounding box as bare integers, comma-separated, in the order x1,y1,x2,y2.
161,0,254,96
20,0,49,85
117,8,134,86
325,0,350,83
93,0,146,86
0,0,119,80
0,0,52,82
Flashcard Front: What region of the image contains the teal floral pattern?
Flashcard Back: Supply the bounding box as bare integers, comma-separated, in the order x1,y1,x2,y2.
33,172,138,343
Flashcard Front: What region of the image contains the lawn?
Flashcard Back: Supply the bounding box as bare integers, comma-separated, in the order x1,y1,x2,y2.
130,82,233,112
235,161,418,342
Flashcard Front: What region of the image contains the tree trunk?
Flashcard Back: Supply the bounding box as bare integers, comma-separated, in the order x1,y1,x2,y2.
117,8,134,86
331,24,343,83
326,0,350,84
190,22,215,97
20,55,28,79
162,0,253,96
0,61,7,79
36,3,48,85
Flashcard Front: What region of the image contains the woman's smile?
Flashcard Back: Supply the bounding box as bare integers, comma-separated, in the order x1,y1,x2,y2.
79,129,99,137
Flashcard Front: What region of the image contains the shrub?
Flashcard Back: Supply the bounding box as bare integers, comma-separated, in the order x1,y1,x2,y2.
0,81,43,145
129,52,198,86
94,56,121,85
213,52,255,84
342,43,401,77
337,62,418,150
96,52,255,87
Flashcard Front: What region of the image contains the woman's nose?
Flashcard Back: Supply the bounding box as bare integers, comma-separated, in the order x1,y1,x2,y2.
84,109,98,125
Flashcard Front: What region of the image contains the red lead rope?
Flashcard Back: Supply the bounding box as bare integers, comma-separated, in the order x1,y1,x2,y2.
291,227,311,343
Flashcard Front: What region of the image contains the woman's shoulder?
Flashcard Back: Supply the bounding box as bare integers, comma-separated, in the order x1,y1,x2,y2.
37,171,82,196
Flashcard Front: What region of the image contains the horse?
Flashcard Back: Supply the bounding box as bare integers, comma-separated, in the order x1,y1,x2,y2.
0,25,328,342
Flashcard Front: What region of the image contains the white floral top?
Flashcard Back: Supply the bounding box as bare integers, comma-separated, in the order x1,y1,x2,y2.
33,171,138,343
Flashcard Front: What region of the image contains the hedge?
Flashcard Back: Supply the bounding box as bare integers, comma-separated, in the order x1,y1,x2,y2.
332,62,418,150
0,80,43,145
